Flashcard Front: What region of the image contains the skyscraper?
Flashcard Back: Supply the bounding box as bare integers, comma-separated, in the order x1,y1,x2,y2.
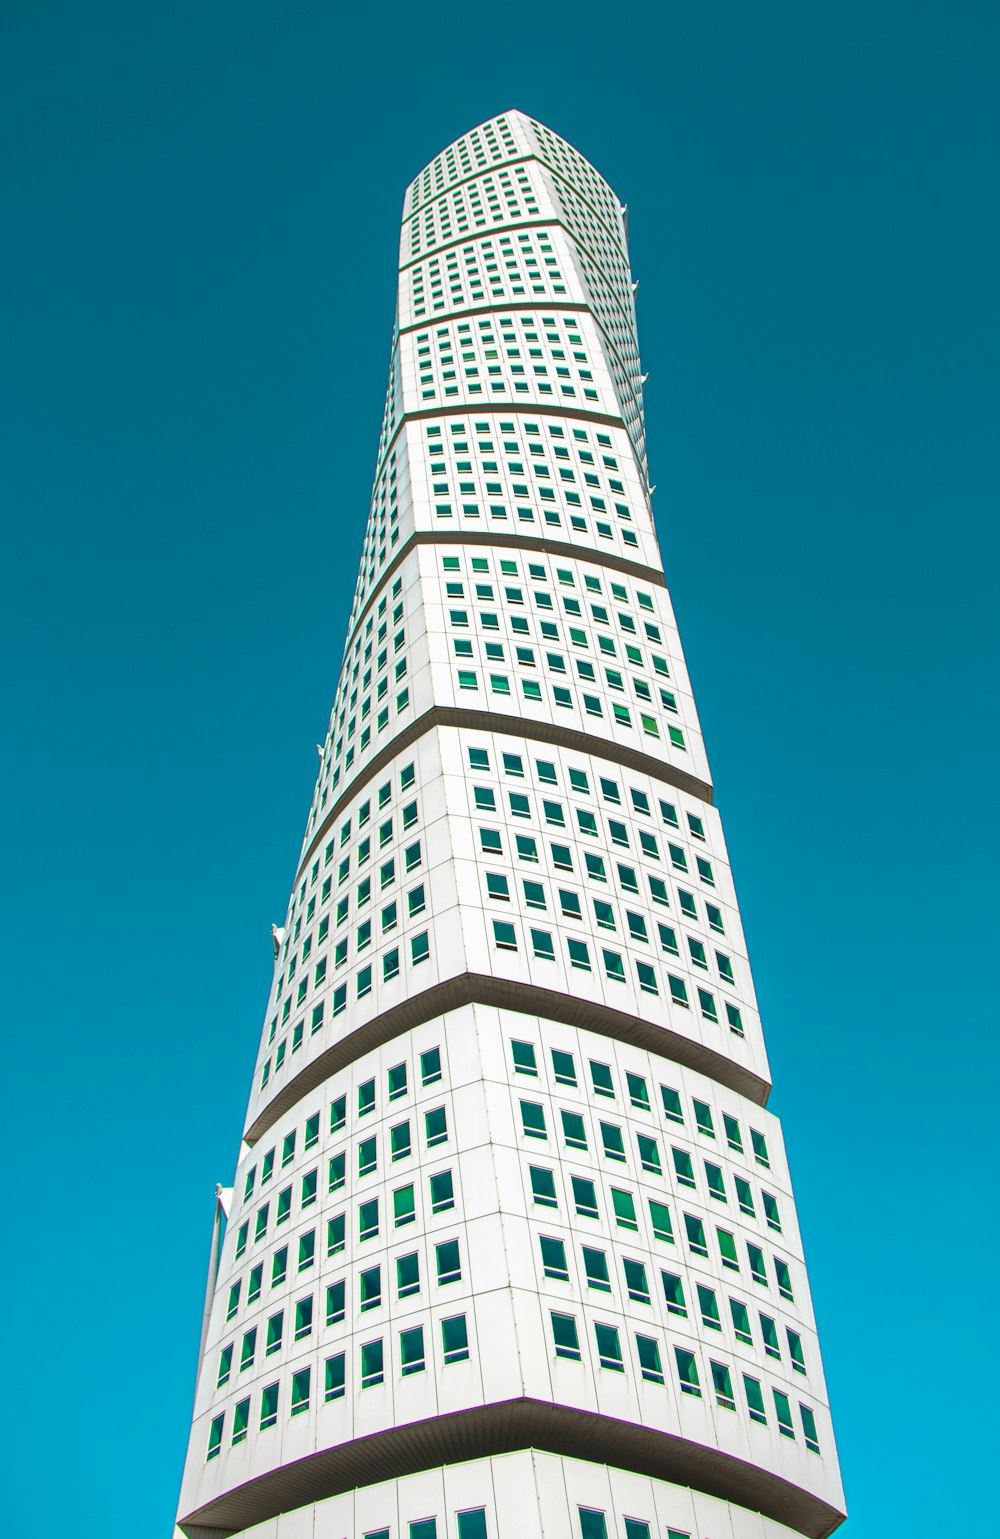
175,112,845,1539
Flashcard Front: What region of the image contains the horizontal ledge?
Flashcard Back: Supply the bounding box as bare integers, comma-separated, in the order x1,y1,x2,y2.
374,395,638,490
396,397,627,430
297,705,712,889
342,527,664,679
397,297,591,337
243,970,768,1149
178,1397,843,1539
405,152,537,220
422,529,663,586
405,149,627,255
399,216,565,271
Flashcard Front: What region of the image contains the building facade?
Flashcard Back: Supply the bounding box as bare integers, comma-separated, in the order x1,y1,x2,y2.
174,112,845,1539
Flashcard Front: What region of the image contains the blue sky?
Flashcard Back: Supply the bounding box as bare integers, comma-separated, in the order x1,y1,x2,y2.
3,2,997,1533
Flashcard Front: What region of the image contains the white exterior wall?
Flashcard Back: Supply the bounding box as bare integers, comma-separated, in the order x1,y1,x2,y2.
229,1450,824,1539
175,112,844,1539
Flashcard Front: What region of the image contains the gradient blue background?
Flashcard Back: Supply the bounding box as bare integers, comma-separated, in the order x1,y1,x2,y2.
3,2,997,1532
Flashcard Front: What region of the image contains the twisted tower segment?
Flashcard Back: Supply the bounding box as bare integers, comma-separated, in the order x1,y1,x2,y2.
175,112,845,1539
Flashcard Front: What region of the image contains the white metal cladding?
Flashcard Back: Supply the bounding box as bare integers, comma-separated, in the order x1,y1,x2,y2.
174,112,845,1539
200,1449,826,1539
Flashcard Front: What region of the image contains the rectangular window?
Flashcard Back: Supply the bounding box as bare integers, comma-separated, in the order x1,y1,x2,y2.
551,1049,576,1085
761,1313,781,1358
661,1271,687,1316
282,1290,309,1346
560,1110,587,1151
612,1188,638,1229
711,1360,736,1410
511,1039,538,1075
326,1280,345,1325
530,1166,558,1208
493,919,517,950
551,1310,581,1360
397,1251,420,1298
717,1227,740,1271
735,1176,755,1216
801,1403,821,1452
745,1374,767,1423
636,1334,664,1384
774,1389,796,1438
693,1099,715,1137
441,1313,469,1364
572,1176,598,1219
648,1199,674,1242
590,1061,615,1098
762,1191,782,1231
583,1245,611,1292
521,1101,547,1139
531,928,555,959
231,1397,250,1445
661,1086,683,1124
626,1072,650,1109
425,1106,449,1146
697,1284,722,1330
324,1352,346,1401
361,1338,384,1388
435,1238,461,1285
788,1328,807,1374
207,1412,224,1460
705,1162,726,1202
400,1324,426,1376
540,1234,569,1280
594,1322,624,1371
328,1152,346,1192
623,1256,650,1303
684,1213,708,1256
456,1511,488,1539
429,1169,454,1212
600,1122,626,1161
359,1265,382,1313
258,1385,278,1428
674,1347,701,1397
730,1298,752,1344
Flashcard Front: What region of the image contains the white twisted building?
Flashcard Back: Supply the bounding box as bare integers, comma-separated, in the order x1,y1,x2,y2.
175,112,846,1539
